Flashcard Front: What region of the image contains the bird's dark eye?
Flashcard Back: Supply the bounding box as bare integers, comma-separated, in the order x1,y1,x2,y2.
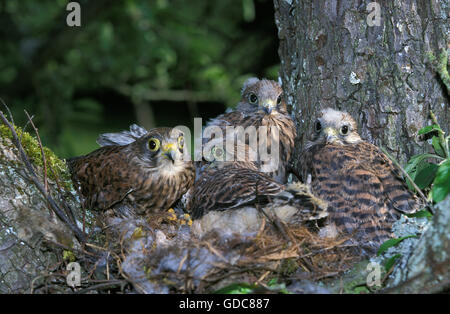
249,93,258,104
340,125,349,135
277,94,283,105
148,138,161,152
315,121,322,132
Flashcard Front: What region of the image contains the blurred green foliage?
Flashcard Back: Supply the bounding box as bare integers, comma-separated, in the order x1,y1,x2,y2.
0,0,279,157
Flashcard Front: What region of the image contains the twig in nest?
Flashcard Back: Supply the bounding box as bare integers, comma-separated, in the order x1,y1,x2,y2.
0,104,86,244
73,280,127,294
203,240,228,263
45,239,96,257
257,203,293,245
30,273,67,294
201,265,278,290
85,242,109,252
256,247,299,263
106,251,111,281
177,252,188,274
257,217,267,235
312,271,340,281
297,238,354,259
254,181,292,244
256,270,271,285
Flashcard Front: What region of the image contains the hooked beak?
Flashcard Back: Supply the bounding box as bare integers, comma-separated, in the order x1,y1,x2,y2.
261,99,276,114
162,143,177,162
324,127,338,144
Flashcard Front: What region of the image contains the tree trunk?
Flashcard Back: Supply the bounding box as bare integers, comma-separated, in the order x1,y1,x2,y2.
274,0,449,169
387,194,450,293
274,0,450,293
0,137,80,293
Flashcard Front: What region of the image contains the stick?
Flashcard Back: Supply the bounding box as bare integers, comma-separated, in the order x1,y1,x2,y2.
47,165,79,225
73,280,127,294
0,106,86,243
24,110,48,194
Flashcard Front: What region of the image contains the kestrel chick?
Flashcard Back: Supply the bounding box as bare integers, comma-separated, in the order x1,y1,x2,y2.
188,143,327,238
301,108,418,249
205,78,296,183
67,127,195,217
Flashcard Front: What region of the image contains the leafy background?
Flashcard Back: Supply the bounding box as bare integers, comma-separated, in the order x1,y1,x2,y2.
0,0,279,157
1,0,448,205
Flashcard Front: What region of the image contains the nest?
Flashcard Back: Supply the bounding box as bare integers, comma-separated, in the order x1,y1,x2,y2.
91,209,364,294
0,107,364,294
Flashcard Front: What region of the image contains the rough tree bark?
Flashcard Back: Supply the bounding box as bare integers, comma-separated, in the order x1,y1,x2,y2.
0,137,80,293
387,194,450,293
274,0,449,292
274,0,448,168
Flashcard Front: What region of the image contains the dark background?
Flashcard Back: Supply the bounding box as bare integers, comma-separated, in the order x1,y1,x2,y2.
0,0,279,157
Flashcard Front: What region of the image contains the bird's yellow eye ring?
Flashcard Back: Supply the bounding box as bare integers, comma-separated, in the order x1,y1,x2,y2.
340,125,349,135
248,93,258,104
148,138,161,152
211,146,224,160
178,136,185,149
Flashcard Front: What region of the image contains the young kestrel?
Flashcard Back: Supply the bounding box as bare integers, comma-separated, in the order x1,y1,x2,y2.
187,142,327,238
205,78,296,183
301,108,418,249
67,127,195,217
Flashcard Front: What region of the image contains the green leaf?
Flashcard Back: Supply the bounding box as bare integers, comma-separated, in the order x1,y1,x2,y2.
432,158,450,203
384,254,402,272
352,285,370,294
405,209,433,219
267,278,278,286
377,235,418,256
414,163,439,189
213,283,255,294
404,154,443,191
418,124,442,135
432,136,445,157
405,154,442,174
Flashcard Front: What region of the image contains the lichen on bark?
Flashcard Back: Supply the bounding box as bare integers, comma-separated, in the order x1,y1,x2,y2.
0,124,82,293
1,124,71,179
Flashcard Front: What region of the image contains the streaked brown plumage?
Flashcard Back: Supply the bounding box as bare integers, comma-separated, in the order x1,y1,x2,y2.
67,127,194,217
189,161,283,220
205,78,296,183
301,108,418,249
188,142,327,238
